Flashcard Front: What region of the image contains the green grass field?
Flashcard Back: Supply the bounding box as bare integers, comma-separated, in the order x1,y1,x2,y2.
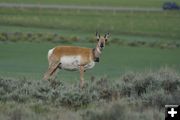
0,8,180,39
0,6,180,81
0,0,180,7
0,42,180,82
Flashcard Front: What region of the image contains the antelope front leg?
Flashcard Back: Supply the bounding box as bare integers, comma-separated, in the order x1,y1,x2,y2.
79,66,85,88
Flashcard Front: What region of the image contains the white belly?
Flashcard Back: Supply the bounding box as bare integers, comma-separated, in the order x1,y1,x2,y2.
60,56,95,71
60,56,81,71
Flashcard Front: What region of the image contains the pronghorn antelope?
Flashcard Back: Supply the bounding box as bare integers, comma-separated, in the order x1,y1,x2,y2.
43,32,109,88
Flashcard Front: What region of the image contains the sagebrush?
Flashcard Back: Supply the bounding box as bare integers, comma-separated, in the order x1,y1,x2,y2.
0,68,179,120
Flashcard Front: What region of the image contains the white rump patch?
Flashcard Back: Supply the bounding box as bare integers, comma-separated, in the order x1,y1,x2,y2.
48,48,54,59
60,56,81,70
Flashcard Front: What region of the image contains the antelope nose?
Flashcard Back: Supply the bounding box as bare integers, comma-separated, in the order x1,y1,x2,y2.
100,43,104,48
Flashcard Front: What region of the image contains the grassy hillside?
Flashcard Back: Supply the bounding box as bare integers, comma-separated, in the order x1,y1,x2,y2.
0,8,180,39
0,3,180,81
0,1,179,120
0,0,180,7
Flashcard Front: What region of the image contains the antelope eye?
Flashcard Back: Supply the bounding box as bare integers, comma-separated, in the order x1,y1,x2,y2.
97,39,99,41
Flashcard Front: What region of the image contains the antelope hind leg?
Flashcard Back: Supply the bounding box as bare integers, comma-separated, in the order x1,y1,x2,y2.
43,62,60,81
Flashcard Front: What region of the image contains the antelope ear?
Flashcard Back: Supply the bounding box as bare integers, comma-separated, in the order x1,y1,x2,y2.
96,31,100,41
104,33,110,39
104,33,110,41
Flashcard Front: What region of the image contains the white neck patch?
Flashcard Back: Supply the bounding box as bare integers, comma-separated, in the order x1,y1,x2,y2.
96,47,101,54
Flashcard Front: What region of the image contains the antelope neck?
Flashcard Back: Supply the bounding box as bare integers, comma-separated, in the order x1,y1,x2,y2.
92,47,101,62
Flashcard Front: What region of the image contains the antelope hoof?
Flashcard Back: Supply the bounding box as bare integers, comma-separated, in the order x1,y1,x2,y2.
43,75,49,81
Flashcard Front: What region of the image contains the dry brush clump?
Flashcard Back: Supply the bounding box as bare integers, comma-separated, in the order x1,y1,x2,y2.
110,37,180,49
0,68,180,109
83,101,164,120
1,32,179,49
118,68,180,108
0,32,80,43
0,68,180,120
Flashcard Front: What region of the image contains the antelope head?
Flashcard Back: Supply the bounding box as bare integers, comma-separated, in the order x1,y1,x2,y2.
96,32,109,51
